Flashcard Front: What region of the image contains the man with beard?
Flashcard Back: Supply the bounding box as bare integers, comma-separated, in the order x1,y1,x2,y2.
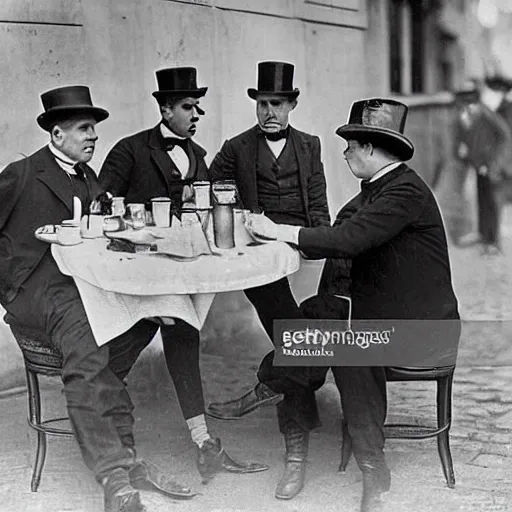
99,67,266,486
246,98,461,511
207,61,335,501
0,85,194,512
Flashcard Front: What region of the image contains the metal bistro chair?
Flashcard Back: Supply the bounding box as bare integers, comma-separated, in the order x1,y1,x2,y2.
335,297,457,488
8,324,74,492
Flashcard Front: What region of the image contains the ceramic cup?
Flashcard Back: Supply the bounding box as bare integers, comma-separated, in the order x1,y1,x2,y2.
80,215,104,238
151,197,171,228
57,220,82,245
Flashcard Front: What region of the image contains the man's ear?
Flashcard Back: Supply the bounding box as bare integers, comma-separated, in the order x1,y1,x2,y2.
51,125,64,148
363,142,374,156
289,99,298,111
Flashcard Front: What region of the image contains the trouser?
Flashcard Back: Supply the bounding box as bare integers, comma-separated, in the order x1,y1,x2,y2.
477,173,501,245
289,294,387,469
244,277,321,432
160,320,204,420
4,254,159,482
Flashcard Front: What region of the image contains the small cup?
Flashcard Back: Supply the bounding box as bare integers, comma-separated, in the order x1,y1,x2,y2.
80,214,104,238
151,197,171,228
127,203,146,230
57,221,81,245
193,181,211,209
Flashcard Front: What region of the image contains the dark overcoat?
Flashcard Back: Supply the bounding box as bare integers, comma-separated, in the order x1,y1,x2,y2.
0,146,100,305
209,125,330,227
98,124,209,205
299,165,459,321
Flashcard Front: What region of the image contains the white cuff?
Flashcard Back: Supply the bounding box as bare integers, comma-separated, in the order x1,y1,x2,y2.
276,225,301,245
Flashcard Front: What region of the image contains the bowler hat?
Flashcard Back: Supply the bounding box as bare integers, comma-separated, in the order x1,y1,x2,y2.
152,67,207,100
335,98,414,161
247,61,300,100
484,74,512,92
37,85,109,131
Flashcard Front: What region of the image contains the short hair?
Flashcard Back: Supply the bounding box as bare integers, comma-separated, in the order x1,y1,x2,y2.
352,137,400,160
48,112,92,133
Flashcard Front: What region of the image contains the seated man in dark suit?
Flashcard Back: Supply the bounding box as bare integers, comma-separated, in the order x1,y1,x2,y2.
99,67,266,484
0,86,198,512
247,98,461,512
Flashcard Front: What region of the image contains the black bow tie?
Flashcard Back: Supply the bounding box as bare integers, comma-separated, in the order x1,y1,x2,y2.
263,128,289,142
163,137,188,151
73,162,88,180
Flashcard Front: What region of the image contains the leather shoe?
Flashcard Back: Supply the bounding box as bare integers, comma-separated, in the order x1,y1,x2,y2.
129,459,196,499
197,437,268,484
360,464,391,512
104,468,146,512
206,383,284,420
275,424,309,500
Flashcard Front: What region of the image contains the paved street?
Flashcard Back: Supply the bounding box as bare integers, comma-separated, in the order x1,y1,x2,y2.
1,209,512,512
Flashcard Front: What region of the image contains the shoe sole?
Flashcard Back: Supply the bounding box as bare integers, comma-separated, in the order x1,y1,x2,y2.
206,393,284,420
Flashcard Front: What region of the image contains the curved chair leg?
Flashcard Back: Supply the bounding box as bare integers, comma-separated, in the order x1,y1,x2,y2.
339,420,352,472
437,374,455,488
26,368,47,492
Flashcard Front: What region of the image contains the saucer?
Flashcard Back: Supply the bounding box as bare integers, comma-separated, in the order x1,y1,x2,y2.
35,225,82,246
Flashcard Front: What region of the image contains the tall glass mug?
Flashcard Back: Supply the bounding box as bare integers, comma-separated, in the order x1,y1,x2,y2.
211,181,238,249
126,203,146,230
151,197,171,228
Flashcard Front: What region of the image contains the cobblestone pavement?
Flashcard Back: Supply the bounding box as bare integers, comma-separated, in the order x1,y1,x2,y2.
1,214,512,512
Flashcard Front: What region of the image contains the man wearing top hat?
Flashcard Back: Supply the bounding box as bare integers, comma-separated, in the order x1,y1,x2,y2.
0,86,200,512
99,67,266,484
207,60,335,500
246,98,461,511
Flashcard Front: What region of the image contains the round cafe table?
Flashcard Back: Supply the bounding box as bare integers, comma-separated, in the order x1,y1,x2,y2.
51,238,300,345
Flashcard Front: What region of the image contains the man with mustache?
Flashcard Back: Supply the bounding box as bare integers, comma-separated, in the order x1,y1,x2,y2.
99,67,266,486
0,86,194,512
207,61,334,500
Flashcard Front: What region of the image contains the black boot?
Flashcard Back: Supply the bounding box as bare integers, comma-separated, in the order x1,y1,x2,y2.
197,437,268,484
275,423,309,500
103,468,146,512
360,462,391,512
206,383,284,420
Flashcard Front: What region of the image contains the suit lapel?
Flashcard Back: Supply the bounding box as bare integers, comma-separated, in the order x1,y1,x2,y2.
289,127,311,221
239,126,260,210
35,147,74,213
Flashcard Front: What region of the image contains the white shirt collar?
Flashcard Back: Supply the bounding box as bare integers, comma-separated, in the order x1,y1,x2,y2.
369,161,403,183
48,143,78,174
160,122,187,140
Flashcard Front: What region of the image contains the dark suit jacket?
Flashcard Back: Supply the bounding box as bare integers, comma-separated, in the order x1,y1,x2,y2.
0,146,100,305
299,165,459,320
98,124,209,206
456,102,511,182
209,125,330,227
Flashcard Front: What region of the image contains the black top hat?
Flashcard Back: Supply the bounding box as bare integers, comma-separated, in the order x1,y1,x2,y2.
335,98,414,161
152,67,207,100
484,74,512,92
37,85,109,131
247,61,300,100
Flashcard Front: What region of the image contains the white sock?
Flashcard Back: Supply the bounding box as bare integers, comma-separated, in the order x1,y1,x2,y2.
186,414,211,448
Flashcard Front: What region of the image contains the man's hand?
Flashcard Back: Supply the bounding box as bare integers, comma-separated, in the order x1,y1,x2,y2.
246,213,278,240
246,213,301,244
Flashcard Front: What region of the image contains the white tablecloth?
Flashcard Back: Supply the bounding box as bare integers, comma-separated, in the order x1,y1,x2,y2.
52,239,300,345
